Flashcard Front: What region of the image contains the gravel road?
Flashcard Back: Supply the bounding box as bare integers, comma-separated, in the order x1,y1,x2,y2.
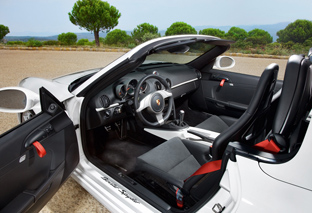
0,49,288,212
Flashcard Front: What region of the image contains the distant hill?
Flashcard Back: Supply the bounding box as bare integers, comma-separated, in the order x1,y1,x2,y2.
193,22,290,41
4,32,105,42
4,31,131,42
4,22,290,42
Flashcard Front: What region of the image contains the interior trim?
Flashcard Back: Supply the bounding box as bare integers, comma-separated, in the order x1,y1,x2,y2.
171,78,198,89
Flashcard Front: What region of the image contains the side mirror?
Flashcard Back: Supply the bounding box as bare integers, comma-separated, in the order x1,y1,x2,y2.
0,87,39,113
214,56,235,69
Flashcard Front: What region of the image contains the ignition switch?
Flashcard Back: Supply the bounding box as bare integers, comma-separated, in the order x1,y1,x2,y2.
114,107,122,115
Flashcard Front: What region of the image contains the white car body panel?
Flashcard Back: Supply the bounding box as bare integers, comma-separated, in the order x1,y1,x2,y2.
260,116,312,190
19,77,74,102
235,155,311,212
201,145,312,212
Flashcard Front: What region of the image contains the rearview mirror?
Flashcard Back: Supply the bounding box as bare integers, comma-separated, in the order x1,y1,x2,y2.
214,56,235,69
167,45,190,54
0,87,39,113
308,47,312,62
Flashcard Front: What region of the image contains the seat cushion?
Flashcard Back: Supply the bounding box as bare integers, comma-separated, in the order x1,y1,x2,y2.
137,137,201,187
196,115,230,133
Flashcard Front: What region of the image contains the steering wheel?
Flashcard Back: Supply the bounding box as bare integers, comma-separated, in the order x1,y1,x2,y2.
134,74,173,127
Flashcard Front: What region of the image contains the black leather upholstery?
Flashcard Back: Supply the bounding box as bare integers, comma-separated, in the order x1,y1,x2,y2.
269,55,312,150
212,63,278,159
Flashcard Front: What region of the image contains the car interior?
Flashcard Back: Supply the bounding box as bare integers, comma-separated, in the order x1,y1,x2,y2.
80,41,312,211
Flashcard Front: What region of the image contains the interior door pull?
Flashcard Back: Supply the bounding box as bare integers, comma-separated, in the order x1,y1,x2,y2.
24,124,54,148
32,141,47,158
219,79,226,87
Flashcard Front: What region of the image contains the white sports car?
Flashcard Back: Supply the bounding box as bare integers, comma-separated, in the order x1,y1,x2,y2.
0,35,312,213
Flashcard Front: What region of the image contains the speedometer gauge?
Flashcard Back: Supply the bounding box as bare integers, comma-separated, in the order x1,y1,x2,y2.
127,79,138,96
115,84,127,99
140,82,147,93
127,84,135,96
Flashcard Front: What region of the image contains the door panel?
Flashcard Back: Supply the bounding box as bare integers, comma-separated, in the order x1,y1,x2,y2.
0,87,79,213
190,69,282,118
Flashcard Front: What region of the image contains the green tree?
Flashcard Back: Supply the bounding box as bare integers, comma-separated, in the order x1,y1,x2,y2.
246,28,273,45
105,29,131,45
199,28,225,38
141,32,160,42
26,38,43,47
0,25,10,41
58,32,77,45
77,38,90,45
226,27,248,41
69,0,121,47
165,22,197,36
277,19,312,43
131,23,160,43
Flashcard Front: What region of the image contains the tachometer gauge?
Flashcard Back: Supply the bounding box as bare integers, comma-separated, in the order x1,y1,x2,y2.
115,84,127,99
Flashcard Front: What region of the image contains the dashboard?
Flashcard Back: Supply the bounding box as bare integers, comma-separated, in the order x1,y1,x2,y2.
86,63,202,129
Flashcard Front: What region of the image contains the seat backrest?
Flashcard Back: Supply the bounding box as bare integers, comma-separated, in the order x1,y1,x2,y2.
270,55,312,151
212,63,278,159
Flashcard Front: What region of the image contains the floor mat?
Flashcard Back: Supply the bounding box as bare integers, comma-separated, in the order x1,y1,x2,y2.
97,138,153,175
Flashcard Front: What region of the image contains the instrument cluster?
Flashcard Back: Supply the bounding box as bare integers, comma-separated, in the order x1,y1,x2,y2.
114,79,151,100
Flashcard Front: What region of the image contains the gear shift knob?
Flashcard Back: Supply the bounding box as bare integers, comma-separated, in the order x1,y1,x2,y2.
179,110,185,126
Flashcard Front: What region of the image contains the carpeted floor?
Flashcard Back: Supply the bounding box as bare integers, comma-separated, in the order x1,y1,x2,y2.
97,137,153,175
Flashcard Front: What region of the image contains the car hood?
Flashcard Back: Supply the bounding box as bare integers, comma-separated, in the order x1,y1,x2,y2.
19,68,100,102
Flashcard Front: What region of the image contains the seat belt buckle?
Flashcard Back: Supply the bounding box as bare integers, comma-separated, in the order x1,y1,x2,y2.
176,188,184,208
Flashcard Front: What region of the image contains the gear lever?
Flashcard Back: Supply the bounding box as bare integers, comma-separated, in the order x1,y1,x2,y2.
179,110,185,126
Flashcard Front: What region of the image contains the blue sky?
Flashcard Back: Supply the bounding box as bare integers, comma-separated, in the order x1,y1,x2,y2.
1,0,311,36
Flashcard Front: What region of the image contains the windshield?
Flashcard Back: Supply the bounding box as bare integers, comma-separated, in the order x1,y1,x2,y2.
144,42,216,65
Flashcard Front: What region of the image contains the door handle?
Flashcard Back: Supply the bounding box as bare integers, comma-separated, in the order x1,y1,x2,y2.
24,124,54,148
211,74,230,82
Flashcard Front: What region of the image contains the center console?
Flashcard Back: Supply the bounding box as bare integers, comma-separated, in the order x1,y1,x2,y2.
144,110,220,146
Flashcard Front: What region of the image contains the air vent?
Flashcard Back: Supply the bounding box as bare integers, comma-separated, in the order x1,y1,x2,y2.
166,78,172,88
100,95,110,108
155,81,162,90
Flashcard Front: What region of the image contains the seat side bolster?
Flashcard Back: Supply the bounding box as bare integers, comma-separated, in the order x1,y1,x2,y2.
136,157,185,188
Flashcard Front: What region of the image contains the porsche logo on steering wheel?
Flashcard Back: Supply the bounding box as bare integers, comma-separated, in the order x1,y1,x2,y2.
156,99,161,106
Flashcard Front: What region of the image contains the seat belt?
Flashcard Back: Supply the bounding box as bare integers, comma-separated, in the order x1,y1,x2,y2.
254,139,280,154
187,159,222,180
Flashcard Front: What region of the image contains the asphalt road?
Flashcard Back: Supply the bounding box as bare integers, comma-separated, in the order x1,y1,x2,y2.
0,50,288,212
